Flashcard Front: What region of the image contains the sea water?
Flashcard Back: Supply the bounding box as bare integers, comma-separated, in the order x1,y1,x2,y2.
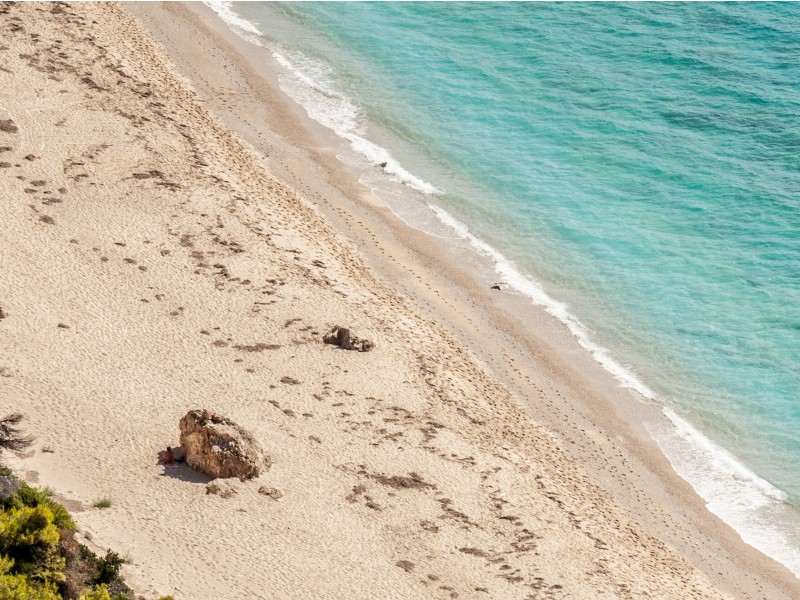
208,2,800,575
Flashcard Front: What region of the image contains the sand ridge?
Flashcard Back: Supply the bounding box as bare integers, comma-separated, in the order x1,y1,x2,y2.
0,3,795,599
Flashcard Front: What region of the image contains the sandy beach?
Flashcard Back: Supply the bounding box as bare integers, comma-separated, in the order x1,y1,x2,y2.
1,2,797,598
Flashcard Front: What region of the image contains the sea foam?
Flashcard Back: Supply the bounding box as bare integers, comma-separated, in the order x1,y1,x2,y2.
203,1,263,43
271,49,442,197
206,1,440,196
427,204,656,399
651,408,800,576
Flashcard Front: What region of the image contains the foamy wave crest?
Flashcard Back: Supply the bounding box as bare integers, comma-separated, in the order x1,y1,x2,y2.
652,409,800,576
427,204,655,399
272,48,441,196
203,1,266,45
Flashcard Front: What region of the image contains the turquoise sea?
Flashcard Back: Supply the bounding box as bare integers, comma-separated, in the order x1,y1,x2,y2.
209,2,800,574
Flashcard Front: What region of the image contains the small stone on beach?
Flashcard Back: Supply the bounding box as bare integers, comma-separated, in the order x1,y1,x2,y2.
258,486,283,501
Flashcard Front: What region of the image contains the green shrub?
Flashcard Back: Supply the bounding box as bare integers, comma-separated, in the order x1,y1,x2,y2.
70,545,133,599
0,555,60,600
0,504,66,584
1,482,75,530
92,551,124,587
79,583,112,600
0,477,170,600
92,498,112,510
0,505,59,563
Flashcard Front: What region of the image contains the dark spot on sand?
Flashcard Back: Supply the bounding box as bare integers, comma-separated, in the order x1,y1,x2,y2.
232,343,281,352
459,547,488,557
395,560,415,573
364,471,436,491
131,170,163,180
0,119,18,133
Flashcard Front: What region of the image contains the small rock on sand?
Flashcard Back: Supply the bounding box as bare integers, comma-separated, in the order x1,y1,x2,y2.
206,480,238,498
323,326,373,352
258,486,283,501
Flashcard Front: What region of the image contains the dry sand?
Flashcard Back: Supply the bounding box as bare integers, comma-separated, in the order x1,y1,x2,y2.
0,2,798,599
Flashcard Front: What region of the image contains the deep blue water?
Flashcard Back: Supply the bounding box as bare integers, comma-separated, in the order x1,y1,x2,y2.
212,1,800,574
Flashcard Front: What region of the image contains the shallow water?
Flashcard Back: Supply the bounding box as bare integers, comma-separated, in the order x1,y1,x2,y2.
211,1,800,575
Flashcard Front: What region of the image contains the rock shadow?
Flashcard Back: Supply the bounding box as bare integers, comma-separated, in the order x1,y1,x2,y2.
160,462,213,485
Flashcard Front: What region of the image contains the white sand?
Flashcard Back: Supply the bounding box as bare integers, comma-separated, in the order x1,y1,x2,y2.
0,3,796,599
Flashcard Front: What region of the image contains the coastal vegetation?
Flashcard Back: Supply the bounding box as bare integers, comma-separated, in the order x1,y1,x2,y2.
0,414,172,600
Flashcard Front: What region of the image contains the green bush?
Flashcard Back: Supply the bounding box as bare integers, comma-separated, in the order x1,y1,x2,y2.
0,505,59,550
79,583,112,600
0,555,60,600
91,499,112,510
77,582,138,600
1,482,75,531
0,477,169,600
92,551,124,587
0,504,66,584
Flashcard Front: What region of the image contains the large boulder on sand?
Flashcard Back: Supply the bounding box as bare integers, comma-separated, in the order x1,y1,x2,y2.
179,409,269,480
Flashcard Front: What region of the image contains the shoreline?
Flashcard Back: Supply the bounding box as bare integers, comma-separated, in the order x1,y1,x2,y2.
0,2,797,598
225,3,800,561
134,1,800,592
129,2,800,594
